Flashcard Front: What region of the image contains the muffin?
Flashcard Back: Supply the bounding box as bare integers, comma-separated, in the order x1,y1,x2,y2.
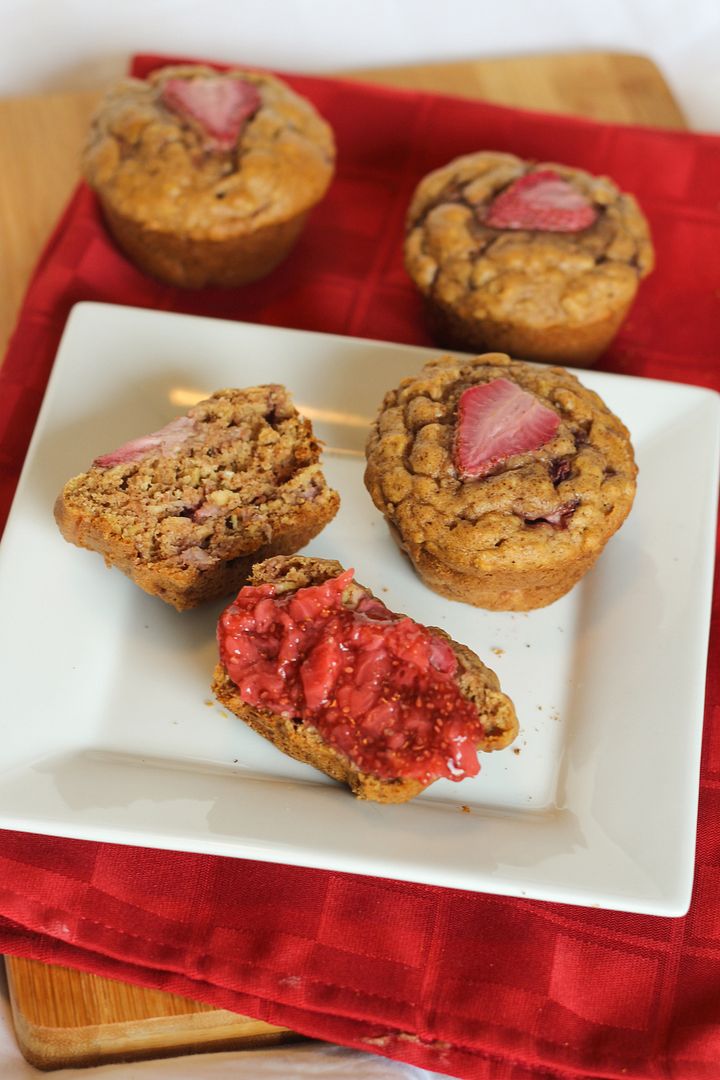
82,64,336,287
213,555,518,802
404,151,654,366
54,386,340,610
364,353,637,611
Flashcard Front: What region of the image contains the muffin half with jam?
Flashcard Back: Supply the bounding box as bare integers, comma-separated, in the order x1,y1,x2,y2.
213,555,518,802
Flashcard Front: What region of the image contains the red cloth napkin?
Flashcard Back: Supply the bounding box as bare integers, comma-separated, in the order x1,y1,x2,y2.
1,54,719,1080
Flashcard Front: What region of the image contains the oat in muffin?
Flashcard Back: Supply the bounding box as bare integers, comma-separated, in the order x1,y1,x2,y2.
364,353,637,610
404,152,654,366
82,64,336,287
54,387,340,610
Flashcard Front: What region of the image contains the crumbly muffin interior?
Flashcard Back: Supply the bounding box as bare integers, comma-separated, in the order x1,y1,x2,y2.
364,354,637,575
404,152,654,328
62,387,334,570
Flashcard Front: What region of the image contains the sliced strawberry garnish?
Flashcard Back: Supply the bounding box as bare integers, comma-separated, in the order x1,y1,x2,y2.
161,76,261,150
454,379,560,479
484,170,597,232
93,416,196,468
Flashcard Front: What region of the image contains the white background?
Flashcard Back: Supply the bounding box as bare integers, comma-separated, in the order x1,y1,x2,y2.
1,0,718,1077
1,0,719,130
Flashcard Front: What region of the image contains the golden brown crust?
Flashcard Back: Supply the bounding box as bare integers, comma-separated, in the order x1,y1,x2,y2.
54,388,339,610
423,293,634,369
82,65,335,287
213,555,518,802
404,151,654,366
364,353,637,611
101,204,311,289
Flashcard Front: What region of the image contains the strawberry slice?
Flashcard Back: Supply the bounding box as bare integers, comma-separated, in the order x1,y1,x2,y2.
93,416,197,468
454,379,560,479
161,76,261,150
483,170,597,232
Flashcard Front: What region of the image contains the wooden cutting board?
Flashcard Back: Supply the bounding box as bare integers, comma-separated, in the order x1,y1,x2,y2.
1,51,686,1071
6,956,298,1070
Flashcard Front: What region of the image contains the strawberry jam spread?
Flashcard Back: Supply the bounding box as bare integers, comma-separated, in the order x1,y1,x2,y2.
218,570,485,782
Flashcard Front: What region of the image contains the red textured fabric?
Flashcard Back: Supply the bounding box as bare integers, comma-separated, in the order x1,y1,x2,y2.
1,53,719,1080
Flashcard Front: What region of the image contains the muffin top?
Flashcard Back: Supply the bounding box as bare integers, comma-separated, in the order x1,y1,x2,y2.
404,152,654,329
364,353,637,573
82,65,335,239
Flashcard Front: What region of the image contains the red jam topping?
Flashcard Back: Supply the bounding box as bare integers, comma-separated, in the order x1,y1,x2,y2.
218,570,485,782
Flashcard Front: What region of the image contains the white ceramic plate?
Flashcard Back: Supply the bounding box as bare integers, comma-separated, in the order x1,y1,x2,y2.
1,303,718,915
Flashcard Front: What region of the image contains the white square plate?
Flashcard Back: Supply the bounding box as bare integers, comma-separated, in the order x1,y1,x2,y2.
1,302,718,916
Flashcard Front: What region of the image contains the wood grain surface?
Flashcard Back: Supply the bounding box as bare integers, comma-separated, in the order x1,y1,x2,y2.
1,51,685,1070
6,956,296,1070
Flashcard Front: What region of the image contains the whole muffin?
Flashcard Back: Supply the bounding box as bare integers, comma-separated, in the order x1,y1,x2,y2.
82,64,336,287
404,151,653,367
364,353,637,611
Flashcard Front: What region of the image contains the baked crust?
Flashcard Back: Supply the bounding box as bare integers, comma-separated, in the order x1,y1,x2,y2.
364,353,637,611
212,555,518,802
54,387,340,610
404,151,654,366
82,65,336,287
